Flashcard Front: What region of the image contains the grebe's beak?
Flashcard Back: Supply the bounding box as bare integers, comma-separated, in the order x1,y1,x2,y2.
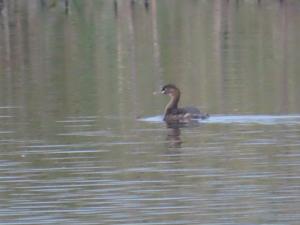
153,88,165,95
160,87,167,94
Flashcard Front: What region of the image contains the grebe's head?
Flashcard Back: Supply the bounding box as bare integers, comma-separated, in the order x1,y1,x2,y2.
161,84,179,96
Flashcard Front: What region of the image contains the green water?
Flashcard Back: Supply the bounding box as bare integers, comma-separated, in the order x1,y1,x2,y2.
0,0,300,224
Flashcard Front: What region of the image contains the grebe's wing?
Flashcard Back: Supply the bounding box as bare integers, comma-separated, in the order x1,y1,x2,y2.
180,107,209,119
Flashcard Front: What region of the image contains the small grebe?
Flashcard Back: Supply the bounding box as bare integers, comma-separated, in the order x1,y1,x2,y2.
161,84,209,122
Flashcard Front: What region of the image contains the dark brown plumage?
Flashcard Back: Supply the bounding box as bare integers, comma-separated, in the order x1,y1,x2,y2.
161,84,209,123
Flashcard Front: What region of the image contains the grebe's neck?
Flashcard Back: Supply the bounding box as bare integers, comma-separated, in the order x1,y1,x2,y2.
164,90,180,117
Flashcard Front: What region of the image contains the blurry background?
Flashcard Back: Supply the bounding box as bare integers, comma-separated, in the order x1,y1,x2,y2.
1,0,300,120
0,0,300,224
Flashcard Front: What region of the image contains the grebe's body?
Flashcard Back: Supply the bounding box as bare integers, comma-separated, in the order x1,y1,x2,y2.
161,84,209,123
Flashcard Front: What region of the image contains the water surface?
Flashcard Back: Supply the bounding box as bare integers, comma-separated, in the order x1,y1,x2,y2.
1,0,300,224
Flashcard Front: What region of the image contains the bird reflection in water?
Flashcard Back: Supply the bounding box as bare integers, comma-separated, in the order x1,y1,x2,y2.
166,123,182,148
165,121,202,148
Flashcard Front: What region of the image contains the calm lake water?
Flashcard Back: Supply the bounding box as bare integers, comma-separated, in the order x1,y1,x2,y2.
1,0,300,224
